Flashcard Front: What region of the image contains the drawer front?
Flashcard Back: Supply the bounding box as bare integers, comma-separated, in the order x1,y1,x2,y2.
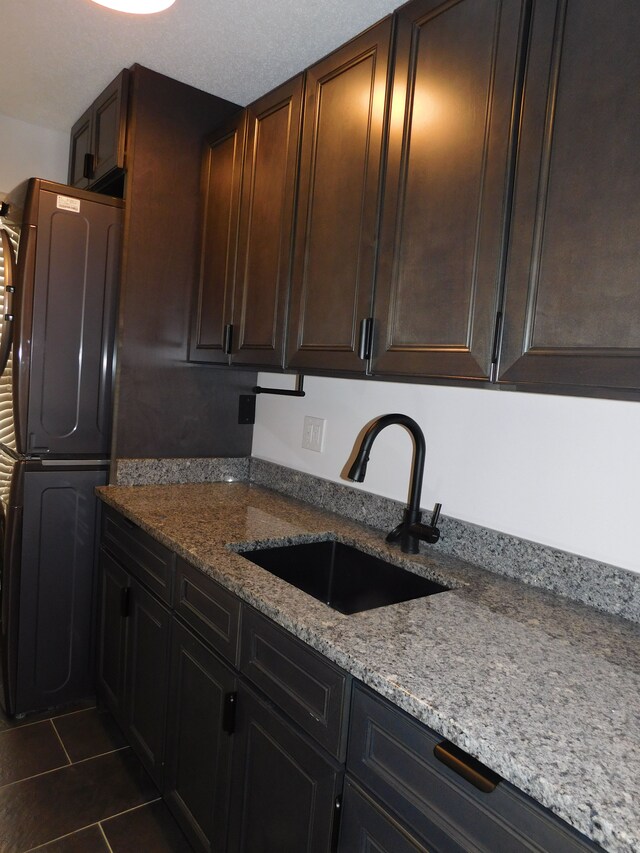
348,685,600,853
240,607,350,760
174,557,240,666
101,506,175,604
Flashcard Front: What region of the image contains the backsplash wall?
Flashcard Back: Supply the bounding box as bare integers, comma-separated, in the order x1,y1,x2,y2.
251,373,640,574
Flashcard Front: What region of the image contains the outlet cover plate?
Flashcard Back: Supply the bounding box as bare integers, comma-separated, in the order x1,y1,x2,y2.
302,416,326,452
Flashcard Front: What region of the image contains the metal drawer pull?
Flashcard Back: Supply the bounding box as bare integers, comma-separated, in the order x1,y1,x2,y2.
434,741,501,793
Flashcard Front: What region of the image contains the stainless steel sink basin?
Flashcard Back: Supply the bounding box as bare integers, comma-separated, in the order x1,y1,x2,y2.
238,540,449,614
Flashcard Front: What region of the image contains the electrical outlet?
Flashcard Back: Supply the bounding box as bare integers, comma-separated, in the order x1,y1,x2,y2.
302,415,326,452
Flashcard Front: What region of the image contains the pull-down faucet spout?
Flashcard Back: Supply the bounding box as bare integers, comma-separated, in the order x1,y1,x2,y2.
347,413,441,554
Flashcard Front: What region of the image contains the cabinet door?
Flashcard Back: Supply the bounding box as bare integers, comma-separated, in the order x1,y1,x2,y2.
287,18,393,373
339,779,429,853
68,106,93,189
372,0,528,381
164,620,237,853
498,0,640,395
228,683,343,853
97,549,129,724
124,578,171,788
230,76,303,368
91,69,129,188
189,112,246,364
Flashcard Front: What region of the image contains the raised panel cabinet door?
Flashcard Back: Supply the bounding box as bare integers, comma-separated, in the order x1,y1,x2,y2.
227,683,343,853
91,69,129,188
189,111,246,364
68,106,93,189
124,578,171,789
338,779,429,853
372,0,529,381
96,549,130,726
498,0,640,395
164,620,237,853
287,18,394,373
231,75,304,368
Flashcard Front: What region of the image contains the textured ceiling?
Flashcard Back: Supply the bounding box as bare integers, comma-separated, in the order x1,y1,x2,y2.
0,0,399,132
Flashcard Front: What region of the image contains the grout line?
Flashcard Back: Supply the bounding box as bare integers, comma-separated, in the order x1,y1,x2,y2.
23,819,103,852
50,719,73,766
99,796,163,826
0,746,131,792
0,703,97,736
98,822,115,853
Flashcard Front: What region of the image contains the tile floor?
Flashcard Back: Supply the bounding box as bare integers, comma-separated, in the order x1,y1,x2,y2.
0,702,192,852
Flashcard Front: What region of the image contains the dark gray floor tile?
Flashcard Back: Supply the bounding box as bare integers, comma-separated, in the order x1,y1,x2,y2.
0,748,158,852
102,800,192,852
0,721,69,787
26,825,109,852
0,699,96,733
53,707,127,762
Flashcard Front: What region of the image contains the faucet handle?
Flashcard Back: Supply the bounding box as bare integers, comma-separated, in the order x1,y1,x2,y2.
430,503,442,527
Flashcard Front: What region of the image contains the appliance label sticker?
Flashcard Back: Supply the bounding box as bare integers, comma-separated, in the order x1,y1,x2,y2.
56,195,81,213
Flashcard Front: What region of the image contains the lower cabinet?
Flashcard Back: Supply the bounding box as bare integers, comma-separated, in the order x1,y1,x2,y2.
344,684,601,853
97,548,170,788
97,507,603,853
339,779,428,853
164,620,236,853
227,683,343,853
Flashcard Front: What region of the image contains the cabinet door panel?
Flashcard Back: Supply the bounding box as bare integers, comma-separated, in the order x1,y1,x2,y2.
373,0,528,380
232,76,303,367
189,112,245,363
228,683,342,853
288,19,393,372
91,69,128,187
68,107,93,189
97,549,129,724
165,620,236,853
125,579,171,788
499,0,640,393
339,779,429,853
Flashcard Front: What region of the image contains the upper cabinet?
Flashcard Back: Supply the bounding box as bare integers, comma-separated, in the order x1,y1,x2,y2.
68,70,129,193
372,0,528,381
287,19,394,373
498,0,640,396
190,76,303,368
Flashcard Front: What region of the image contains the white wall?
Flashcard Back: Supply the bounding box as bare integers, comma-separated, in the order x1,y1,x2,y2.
252,373,640,574
0,113,68,195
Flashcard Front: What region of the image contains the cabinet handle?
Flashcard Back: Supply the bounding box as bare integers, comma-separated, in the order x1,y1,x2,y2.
357,317,373,361
83,152,95,180
222,691,237,734
434,741,501,793
330,794,342,852
121,586,130,618
223,323,233,355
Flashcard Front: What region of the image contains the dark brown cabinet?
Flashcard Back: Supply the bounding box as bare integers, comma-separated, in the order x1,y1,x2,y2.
372,0,528,381
107,65,255,459
342,684,601,852
97,548,171,788
286,19,393,373
227,683,343,853
68,70,128,192
498,0,640,397
190,75,303,368
164,620,236,853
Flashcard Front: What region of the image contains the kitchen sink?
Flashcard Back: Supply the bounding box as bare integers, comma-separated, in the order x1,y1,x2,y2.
238,539,450,614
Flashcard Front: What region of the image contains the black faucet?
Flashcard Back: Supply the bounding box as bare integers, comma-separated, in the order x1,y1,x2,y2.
346,413,441,554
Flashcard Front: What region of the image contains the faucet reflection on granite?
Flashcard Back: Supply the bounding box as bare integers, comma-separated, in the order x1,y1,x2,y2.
346,413,441,555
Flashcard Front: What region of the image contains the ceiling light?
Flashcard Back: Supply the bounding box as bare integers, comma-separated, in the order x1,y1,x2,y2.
90,0,176,13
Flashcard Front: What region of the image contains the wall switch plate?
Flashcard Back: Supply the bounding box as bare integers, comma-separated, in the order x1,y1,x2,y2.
238,394,256,425
302,416,326,452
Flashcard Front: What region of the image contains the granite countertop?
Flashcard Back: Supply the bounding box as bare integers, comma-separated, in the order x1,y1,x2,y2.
97,481,640,853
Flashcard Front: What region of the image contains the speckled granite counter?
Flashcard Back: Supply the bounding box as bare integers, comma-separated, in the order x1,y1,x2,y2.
97,481,640,853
